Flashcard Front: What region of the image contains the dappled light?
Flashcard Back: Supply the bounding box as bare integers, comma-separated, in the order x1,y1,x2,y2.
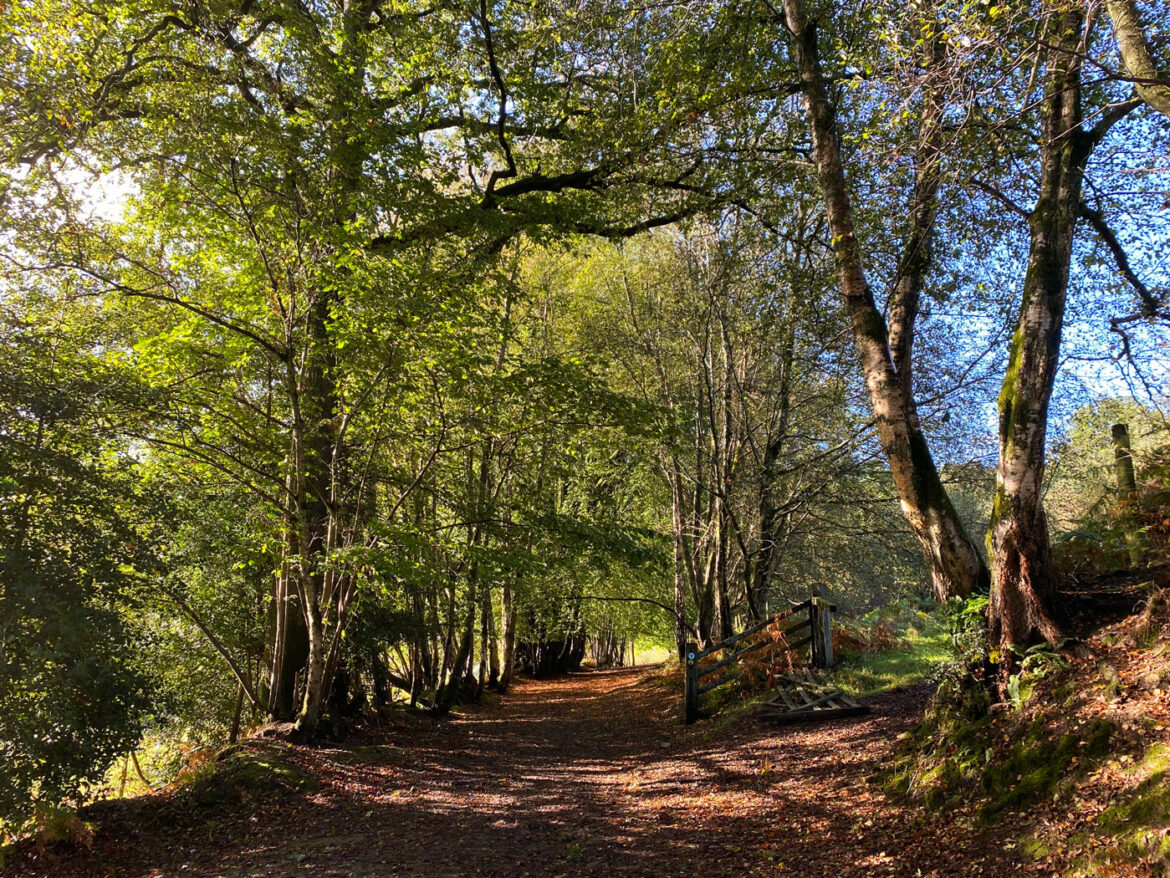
1,0,1167,872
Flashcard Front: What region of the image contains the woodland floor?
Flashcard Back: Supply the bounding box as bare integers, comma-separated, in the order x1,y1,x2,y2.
8,668,1031,878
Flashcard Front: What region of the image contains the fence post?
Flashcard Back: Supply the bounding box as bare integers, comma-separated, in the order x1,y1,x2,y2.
809,599,823,667
684,641,699,724
820,602,834,668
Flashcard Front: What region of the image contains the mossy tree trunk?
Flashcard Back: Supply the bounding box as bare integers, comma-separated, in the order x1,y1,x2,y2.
986,5,1135,673
290,288,343,732
781,0,989,603
266,542,309,720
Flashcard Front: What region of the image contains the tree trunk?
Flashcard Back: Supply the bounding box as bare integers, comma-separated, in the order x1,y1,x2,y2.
476,587,490,697
229,682,245,744
711,492,734,639
291,288,341,732
297,586,328,729
434,593,476,714
289,7,373,733
498,583,517,692
988,6,1094,671
713,311,735,637
266,552,309,720
371,652,392,709
673,529,687,658
669,457,694,657
780,0,989,602
749,317,795,618
696,539,717,647
487,591,501,689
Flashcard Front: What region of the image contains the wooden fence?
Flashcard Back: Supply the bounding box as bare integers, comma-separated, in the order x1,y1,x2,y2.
683,596,835,724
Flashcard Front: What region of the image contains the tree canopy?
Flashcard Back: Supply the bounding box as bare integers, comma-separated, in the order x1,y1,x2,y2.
1,0,1167,835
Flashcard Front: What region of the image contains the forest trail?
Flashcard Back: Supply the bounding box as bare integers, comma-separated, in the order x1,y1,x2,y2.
14,669,1024,878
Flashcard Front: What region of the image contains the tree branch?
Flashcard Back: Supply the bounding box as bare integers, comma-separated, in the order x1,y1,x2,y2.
1106,0,1170,118
165,587,262,709
1079,202,1168,319
478,0,518,201
969,177,1031,218
571,594,694,631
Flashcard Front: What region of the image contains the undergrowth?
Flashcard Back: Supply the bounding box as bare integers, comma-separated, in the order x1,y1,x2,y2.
876,588,1170,876
175,743,319,808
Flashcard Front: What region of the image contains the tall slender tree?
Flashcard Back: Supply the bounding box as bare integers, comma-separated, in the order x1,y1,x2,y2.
987,1,1139,672
779,0,989,602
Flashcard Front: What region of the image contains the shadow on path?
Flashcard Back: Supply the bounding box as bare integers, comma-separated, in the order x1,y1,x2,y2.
6,668,1025,878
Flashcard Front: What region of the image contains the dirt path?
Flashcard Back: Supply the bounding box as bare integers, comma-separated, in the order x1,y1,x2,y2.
10,669,1025,878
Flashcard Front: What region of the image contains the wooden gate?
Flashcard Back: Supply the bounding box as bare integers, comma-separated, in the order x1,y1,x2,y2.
682,596,850,724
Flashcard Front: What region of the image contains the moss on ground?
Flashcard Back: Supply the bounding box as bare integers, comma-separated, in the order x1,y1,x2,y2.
871,585,1170,873
977,717,1113,823
179,743,318,807
876,676,1116,827
1088,742,1170,872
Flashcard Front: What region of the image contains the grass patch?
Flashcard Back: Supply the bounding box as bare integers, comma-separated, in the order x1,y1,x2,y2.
631,643,673,667
667,603,956,729
833,605,952,697
651,603,955,726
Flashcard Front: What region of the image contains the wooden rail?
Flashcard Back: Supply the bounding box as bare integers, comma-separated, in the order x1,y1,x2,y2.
683,596,835,724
